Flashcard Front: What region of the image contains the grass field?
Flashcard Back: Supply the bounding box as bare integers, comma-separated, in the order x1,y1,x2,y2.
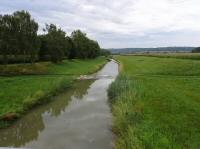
109,55,200,149
128,53,200,60
0,57,106,128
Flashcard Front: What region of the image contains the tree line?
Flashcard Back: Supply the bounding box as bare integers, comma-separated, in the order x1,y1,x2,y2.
0,10,107,64
192,47,200,53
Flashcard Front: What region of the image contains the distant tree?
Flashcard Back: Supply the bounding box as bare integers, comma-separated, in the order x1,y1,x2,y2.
67,37,77,59
44,24,67,63
71,30,100,59
38,35,49,61
0,14,15,64
0,11,39,64
0,10,102,64
71,30,88,59
87,39,100,58
62,36,72,58
100,49,111,57
13,10,39,63
192,47,200,53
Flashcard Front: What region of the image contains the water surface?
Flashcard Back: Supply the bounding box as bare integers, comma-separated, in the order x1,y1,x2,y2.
0,61,118,149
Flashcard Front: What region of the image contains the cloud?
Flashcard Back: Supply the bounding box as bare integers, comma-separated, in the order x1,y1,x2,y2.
1,0,200,48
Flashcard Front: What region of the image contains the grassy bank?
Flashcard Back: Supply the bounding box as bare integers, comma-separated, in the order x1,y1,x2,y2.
109,56,200,149
0,58,107,76
0,57,107,128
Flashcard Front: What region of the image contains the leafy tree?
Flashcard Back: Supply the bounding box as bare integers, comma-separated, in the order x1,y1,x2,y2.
0,11,39,64
0,10,102,64
13,10,39,63
87,39,100,58
38,35,49,61
64,36,74,59
0,14,14,64
71,30,100,59
100,49,111,57
71,30,88,59
44,24,67,63
192,47,200,53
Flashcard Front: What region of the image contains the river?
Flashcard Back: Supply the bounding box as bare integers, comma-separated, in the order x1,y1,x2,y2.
0,60,119,149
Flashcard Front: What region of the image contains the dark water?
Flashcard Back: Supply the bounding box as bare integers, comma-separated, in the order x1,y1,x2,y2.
0,61,118,149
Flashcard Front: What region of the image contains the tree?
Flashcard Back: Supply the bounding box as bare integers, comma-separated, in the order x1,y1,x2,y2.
44,24,67,63
0,11,39,64
71,30,100,59
0,10,102,64
0,14,14,64
100,49,111,57
192,47,200,53
13,10,39,63
64,36,74,59
71,30,88,59
87,39,100,58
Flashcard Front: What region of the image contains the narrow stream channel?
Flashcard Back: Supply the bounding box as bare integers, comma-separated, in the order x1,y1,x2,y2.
0,60,118,149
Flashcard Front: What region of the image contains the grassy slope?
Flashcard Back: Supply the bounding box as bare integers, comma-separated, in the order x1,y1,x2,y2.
0,57,106,127
109,56,200,149
0,58,106,76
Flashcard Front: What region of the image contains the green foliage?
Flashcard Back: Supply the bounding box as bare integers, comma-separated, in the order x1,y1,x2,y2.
109,56,200,148
0,11,39,64
71,30,101,59
0,11,101,64
44,24,66,63
100,49,111,57
192,47,200,53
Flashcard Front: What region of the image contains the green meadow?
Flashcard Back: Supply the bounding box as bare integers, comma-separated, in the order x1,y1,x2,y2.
131,53,200,60
109,55,200,149
0,57,106,128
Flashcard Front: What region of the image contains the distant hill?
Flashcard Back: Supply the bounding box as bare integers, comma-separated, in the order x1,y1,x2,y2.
109,47,195,54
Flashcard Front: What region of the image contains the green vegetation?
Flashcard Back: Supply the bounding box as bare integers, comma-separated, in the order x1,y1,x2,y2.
109,55,200,149
0,57,106,128
0,10,107,128
0,10,104,64
192,47,200,53
0,57,106,76
133,53,200,60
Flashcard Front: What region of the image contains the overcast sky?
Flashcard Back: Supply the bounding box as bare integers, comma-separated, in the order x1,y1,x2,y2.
1,0,200,48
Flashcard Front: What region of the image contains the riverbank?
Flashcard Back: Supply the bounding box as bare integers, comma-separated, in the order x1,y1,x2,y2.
0,57,107,128
0,60,118,149
108,55,200,148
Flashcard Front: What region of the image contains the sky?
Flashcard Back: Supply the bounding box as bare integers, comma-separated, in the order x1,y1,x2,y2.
0,0,200,48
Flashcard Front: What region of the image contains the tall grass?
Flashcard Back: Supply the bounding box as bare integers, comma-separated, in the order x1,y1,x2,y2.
108,75,144,149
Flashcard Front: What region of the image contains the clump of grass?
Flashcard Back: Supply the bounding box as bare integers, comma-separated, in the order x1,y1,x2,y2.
108,75,131,104
108,75,144,149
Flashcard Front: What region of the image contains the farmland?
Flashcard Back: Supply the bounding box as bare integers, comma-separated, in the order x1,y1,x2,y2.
109,55,200,148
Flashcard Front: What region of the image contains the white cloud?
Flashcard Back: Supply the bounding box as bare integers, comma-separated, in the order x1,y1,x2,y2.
1,0,200,48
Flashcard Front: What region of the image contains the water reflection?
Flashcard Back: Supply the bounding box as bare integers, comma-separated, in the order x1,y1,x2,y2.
0,80,93,147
